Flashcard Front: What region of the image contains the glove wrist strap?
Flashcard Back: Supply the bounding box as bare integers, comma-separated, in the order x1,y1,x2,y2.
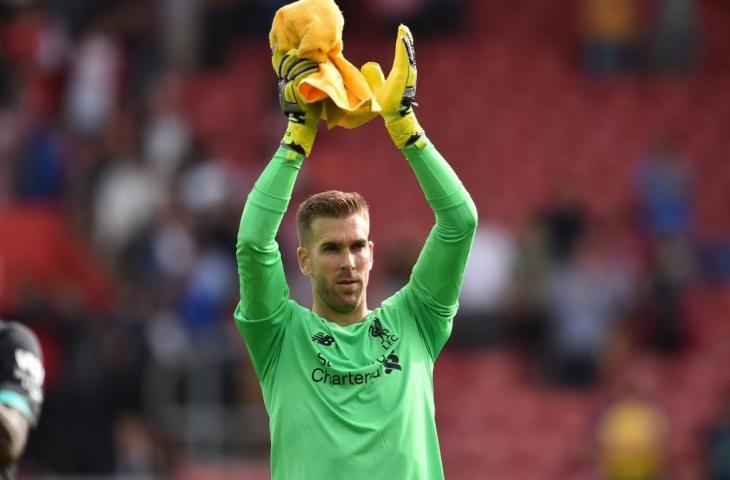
385,113,423,150
282,121,317,156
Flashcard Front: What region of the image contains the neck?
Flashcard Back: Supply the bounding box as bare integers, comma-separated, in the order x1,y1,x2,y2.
312,298,369,327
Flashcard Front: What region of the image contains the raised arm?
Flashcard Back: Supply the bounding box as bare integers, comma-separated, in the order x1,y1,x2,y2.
235,147,304,320
404,140,477,307
366,25,477,357
234,50,321,379
398,138,477,359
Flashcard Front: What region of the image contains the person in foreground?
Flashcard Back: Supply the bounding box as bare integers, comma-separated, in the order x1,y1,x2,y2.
0,320,44,479
235,25,477,479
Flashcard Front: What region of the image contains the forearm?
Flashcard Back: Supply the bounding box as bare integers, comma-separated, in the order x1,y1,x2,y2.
0,404,29,468
404,138,478,306
236,146,304,318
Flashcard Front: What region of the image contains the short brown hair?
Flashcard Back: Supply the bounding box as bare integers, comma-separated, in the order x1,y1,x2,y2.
296,191,369,245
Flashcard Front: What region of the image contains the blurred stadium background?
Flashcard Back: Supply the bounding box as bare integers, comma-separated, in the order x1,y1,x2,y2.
0,0,729,478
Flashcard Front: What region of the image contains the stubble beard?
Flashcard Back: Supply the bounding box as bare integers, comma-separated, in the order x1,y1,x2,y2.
315,276,362,314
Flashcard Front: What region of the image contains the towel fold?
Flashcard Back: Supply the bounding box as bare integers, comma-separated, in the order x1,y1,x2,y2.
270,0,379,129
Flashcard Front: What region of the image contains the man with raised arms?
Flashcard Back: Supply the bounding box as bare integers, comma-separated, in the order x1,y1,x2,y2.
235,25,477,479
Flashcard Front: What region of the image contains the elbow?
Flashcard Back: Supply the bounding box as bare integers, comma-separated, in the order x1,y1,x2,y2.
460,196,479,236
235,235,250,258
236,229,276,263
236,232,253,253
235,233,260,263
439,197,478,242
434,196,478,242
236,227,264,254
235,200,265,253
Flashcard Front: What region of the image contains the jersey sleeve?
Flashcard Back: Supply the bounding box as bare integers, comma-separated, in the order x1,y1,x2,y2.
0,322,44,426
234,146,304,380
400,138,478,359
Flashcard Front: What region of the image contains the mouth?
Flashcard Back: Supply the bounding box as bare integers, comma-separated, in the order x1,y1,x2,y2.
336,278,360,286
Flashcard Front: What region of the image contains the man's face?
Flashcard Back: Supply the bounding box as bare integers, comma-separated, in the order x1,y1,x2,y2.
297,213,374,314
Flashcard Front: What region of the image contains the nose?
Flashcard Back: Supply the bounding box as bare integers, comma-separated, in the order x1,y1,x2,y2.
340,252,356,270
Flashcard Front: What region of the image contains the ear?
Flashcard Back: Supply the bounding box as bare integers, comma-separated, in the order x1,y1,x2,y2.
368,240,375,271
297,246,312,277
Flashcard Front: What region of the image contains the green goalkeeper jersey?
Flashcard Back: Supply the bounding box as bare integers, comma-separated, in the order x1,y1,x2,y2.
235,138,477,480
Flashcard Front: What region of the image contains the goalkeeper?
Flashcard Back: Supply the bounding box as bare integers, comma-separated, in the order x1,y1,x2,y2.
235,25,477,479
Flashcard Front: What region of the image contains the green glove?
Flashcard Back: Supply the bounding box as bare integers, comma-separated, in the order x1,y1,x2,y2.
274,49,323,156
361,25,423,149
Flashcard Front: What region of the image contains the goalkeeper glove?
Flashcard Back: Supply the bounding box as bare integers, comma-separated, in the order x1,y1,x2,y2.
274,49,323,156
361,25,423,149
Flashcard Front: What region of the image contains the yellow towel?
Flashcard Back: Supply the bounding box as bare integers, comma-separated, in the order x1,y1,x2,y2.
270,0,379,129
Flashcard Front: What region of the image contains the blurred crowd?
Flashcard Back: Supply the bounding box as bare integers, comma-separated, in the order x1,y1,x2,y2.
580,0,700,76
0,0,728,478
1,0,246,474
460,132,697,376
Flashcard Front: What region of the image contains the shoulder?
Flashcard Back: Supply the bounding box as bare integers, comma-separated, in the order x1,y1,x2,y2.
0,321,43,380
380,284,442,320
379,287,411,312
278,300,319,334
0,322,41,357
0,321,44,424
373,289,415,330
285,301,315,323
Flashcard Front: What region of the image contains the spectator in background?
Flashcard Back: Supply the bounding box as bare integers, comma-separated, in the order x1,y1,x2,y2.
636,134,694,241
509,222,551,360
581,0,640,76
542,226,633,388
649,0,700,73
539,186,589,265
143,71,192,186
511,187,591,369
92,109,163,260
177,155,232,224
595,371,669,480
704,389,730,480
150,201,196,284
114,0,160,101
634,134,694,354
9,111,66,202
2,4,69,203
1,3,69,117
176,146,241,338
162,0,200,70
179,240,237,337
508,186,589,361
65,14,122,136
456,223,516,346
101,285,164,476
26,293,116,474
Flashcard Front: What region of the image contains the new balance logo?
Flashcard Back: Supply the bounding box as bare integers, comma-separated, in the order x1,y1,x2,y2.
383,352,402,374
312,332,335,346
